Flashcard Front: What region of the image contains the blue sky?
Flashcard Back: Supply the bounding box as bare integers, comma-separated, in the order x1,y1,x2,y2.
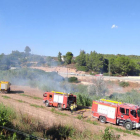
0,0,140,57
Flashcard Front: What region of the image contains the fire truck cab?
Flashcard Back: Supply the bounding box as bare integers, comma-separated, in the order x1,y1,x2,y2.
43,91,77,110
92,99,140,130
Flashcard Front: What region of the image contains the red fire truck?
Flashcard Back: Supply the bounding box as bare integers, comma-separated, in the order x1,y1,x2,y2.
43,91,77,110
92,99,140,130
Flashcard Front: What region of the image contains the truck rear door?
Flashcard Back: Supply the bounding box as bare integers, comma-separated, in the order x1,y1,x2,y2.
1,84,6,90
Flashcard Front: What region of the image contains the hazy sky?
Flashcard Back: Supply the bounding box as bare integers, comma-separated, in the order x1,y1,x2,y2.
0,0,140,56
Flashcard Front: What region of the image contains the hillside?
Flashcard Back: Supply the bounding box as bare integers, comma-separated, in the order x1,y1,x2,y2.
1,49,140,76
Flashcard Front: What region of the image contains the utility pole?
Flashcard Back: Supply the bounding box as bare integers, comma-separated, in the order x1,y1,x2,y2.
67,67,68,78
109,59,110,77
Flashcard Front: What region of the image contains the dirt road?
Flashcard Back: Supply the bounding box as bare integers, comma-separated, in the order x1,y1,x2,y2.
31,66,140,83
0,85,140,140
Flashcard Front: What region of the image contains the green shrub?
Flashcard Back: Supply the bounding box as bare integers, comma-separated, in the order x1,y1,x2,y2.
88,77,108,97
103,73,109,76
71,59,76,64
93,121,98,125
68,77,78,83
77,115,83,120
75,93,92,106
0,103,16,127
119,81,129,87
90,72,96,75
0,104,18,139
109,90,140,105
51,108,55,113
76,66,89,72
102,127,120,140
45,124,75,139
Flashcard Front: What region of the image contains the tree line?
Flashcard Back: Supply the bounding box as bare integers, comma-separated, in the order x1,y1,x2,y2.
58,50,140,76
0,46,57,70
1,46,140,76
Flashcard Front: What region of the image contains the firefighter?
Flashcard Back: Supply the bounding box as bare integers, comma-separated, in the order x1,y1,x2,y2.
70,104,74,114
73,102,77,111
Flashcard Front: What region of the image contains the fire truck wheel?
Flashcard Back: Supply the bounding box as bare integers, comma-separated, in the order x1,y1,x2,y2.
58,104,62,110
125,122,132,130
45,101,49,107
99,116,106,123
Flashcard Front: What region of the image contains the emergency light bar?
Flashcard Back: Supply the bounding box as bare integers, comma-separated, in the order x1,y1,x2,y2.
100,99,122,104
51,91,67,95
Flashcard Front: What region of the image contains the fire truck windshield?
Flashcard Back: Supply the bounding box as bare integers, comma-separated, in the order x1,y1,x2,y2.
137,110,140,117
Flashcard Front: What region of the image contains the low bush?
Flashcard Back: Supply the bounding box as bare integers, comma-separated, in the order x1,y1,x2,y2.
109,90,140,105
76,66,89,72
102,127,120,140
88,77,108,97
112,73,121,76
0,104,17,139
77,115,83,120
75,93,92,106
103,73,109,76
119,81,129,87
67,77,78,83
45,124,75,140
90,72,96,75
0,103,16,127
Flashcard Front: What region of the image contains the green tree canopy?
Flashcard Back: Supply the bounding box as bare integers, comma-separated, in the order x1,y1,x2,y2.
58,52,62,62
86,51,104,72
75,50,86,66
75,50,106,73
24,46,31,54
64,52,73,64
110,55,137,76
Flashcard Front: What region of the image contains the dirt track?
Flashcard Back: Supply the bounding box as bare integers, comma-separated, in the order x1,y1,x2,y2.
0,85,140,139
31,66,140,83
